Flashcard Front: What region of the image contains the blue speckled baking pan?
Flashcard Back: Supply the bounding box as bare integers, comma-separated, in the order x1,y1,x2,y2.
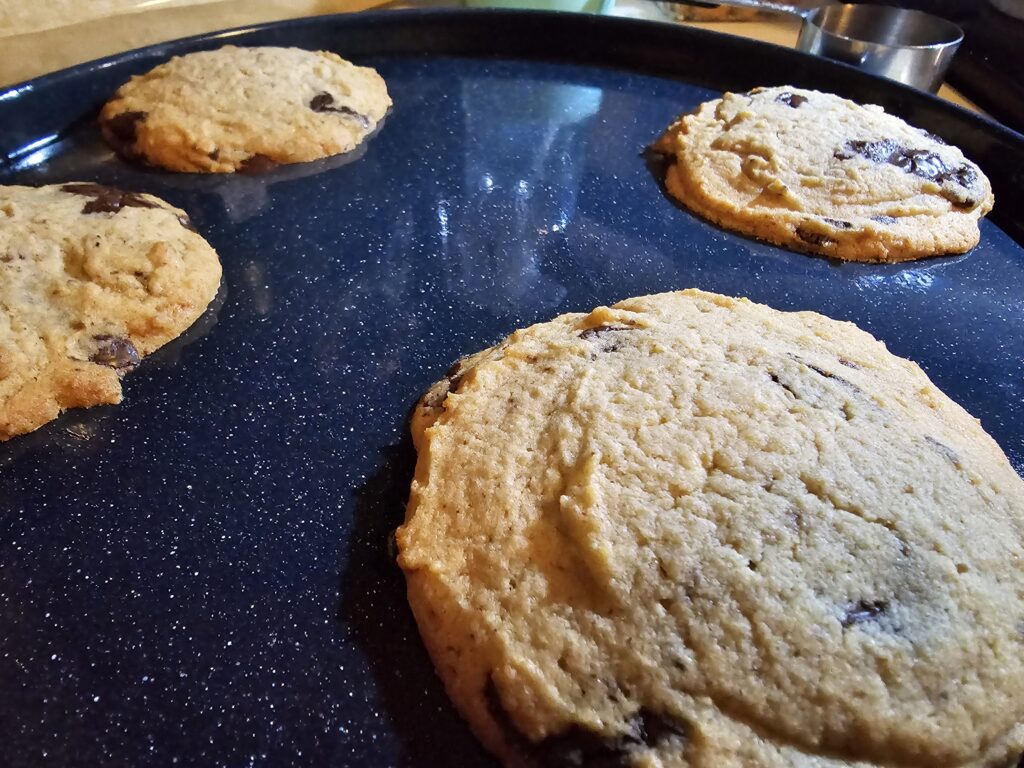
1,10,1023,767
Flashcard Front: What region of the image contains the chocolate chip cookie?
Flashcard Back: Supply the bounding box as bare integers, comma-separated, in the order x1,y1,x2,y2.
99,45,391,173
653,87,994,262
397,289,1024,768
0,182,222,440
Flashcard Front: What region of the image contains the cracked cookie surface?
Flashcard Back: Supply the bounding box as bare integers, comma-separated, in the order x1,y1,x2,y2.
653,87,994,262
99,45,391,173
397,289,1024,768
0,182,221,440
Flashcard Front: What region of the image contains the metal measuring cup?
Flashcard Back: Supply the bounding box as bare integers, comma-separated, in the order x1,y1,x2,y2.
662,1,965,93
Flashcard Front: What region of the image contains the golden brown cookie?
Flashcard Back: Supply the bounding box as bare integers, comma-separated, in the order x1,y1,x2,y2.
99,45,391,173
653,87,994,262
0,182,221,440
398,289,1024,768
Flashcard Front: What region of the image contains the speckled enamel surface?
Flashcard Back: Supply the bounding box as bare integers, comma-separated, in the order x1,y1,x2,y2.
0,12,1023,768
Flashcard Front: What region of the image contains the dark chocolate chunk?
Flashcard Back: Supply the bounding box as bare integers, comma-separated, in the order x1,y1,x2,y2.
775,91,808,108
103,110,146,159
308,91,371,127
61,183,160,216
578,325,635,340
834,139,980,207
841,599,889,628
837,358,860,370
208,148,220,161
795,227,834,248
89,335,140,372
871,215,898,225
924,435,961,468
238,154,280,175
66,181,196,231
486,679,687,768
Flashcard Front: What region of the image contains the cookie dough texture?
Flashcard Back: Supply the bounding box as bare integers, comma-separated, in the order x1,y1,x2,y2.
99,45,391,173
0,183,221,440
397,289,1024,768
653,87,994,262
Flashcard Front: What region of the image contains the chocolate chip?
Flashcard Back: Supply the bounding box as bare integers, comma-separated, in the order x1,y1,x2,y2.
837,358,860,369
795,227,834,247
445,359,466,394
89,335,140,372
580,325,636,355
64,182,197,232
61,183,160,216
103,110,146,159
208,148,220,161
636,710,688,748
804,361,862,393
238,154,279,175
841,599,888,628
871,215,898,225
578,325,635,340
308,91,371,127
924,435,961,468
822,218,853,229
920,129,948,145
834,139,980,207
775,91,808,108
768,371,798,398
485,680,687,767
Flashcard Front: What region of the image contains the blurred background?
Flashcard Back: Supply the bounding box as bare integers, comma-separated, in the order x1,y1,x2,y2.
1,0,1021,131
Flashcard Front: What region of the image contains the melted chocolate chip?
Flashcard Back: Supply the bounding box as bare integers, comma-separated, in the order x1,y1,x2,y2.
834,139,979,206
238,154,279,175
308,91,371,127
775,91,808,108
924,435,961,468
61,183,160,216
485,680,687,767
208,148,220,161
842,599,889,628
871,215,898,225
89,335,140,372
103,110,146,159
